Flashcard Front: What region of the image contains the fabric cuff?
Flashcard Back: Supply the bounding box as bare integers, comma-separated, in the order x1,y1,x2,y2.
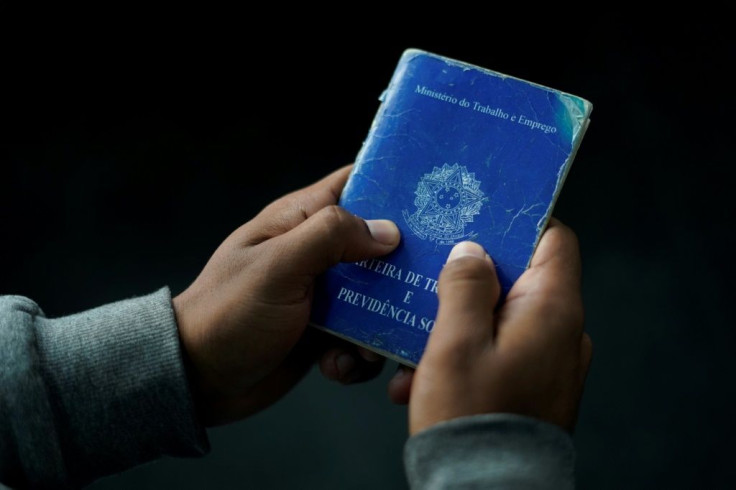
404,413,575,489
34,287,210,487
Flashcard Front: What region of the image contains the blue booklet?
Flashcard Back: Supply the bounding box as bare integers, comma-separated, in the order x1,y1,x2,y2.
310,49,592,366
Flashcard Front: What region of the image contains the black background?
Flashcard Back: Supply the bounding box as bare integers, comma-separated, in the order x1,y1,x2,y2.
1,7,735,489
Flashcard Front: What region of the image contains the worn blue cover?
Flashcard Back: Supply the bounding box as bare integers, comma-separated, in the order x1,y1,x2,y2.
310,49,592,366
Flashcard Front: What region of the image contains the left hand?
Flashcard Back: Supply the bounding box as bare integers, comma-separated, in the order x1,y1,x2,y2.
173,165,400,426
388,219,592,434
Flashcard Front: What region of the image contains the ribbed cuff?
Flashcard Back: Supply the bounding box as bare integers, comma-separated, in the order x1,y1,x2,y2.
34,287,210,487
0,295,65,488
404,413,575,489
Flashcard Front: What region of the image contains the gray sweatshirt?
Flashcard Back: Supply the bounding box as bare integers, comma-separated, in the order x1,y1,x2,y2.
0,289,575,489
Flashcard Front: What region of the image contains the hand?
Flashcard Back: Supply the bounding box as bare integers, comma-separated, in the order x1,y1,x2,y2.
173,165,400,426
388,218,592,434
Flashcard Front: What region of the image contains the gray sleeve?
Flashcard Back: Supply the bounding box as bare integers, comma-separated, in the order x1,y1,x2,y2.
0,288,210,489
404,413,575,490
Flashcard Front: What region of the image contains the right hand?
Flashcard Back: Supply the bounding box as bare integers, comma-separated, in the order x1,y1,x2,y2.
388,218,592,435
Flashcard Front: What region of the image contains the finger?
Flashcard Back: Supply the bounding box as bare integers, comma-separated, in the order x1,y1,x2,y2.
319,346,385,384
498,218,584,347
509,217,582,310
388,365,414,405
357,346,383,362
266,205,400,278
423,242,501,363
530,218,582,287
243,165,354,244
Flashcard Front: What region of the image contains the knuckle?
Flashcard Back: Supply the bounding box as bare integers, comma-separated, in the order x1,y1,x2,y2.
259,191,297,218
316,204,352,232
310,204,354,242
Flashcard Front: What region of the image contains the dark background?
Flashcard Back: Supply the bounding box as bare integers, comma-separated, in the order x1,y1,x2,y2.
1,7,734,489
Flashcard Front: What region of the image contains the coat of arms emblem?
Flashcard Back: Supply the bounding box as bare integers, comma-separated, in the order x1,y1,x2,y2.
402,163,486,245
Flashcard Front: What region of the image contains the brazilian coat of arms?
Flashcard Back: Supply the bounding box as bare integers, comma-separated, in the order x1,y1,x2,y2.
402,163,486,245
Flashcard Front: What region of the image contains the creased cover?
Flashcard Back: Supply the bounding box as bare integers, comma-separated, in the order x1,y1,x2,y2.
310,49,592,366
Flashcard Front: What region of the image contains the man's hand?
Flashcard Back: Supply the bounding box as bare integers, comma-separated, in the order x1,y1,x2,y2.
388,219,592,434
173,165,400,426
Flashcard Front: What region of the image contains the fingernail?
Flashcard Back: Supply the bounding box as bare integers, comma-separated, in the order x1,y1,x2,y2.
366,219,400,245
447,241,486,262
336,353,356,379
393,365,408,379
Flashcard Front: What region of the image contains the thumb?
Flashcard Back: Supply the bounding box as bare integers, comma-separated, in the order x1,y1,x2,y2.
423,242,501,362
267,205,400,277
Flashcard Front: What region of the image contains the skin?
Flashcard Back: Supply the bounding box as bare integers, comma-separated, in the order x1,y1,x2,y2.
389,219,593,434
173,165,396,425
174,164,592,434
